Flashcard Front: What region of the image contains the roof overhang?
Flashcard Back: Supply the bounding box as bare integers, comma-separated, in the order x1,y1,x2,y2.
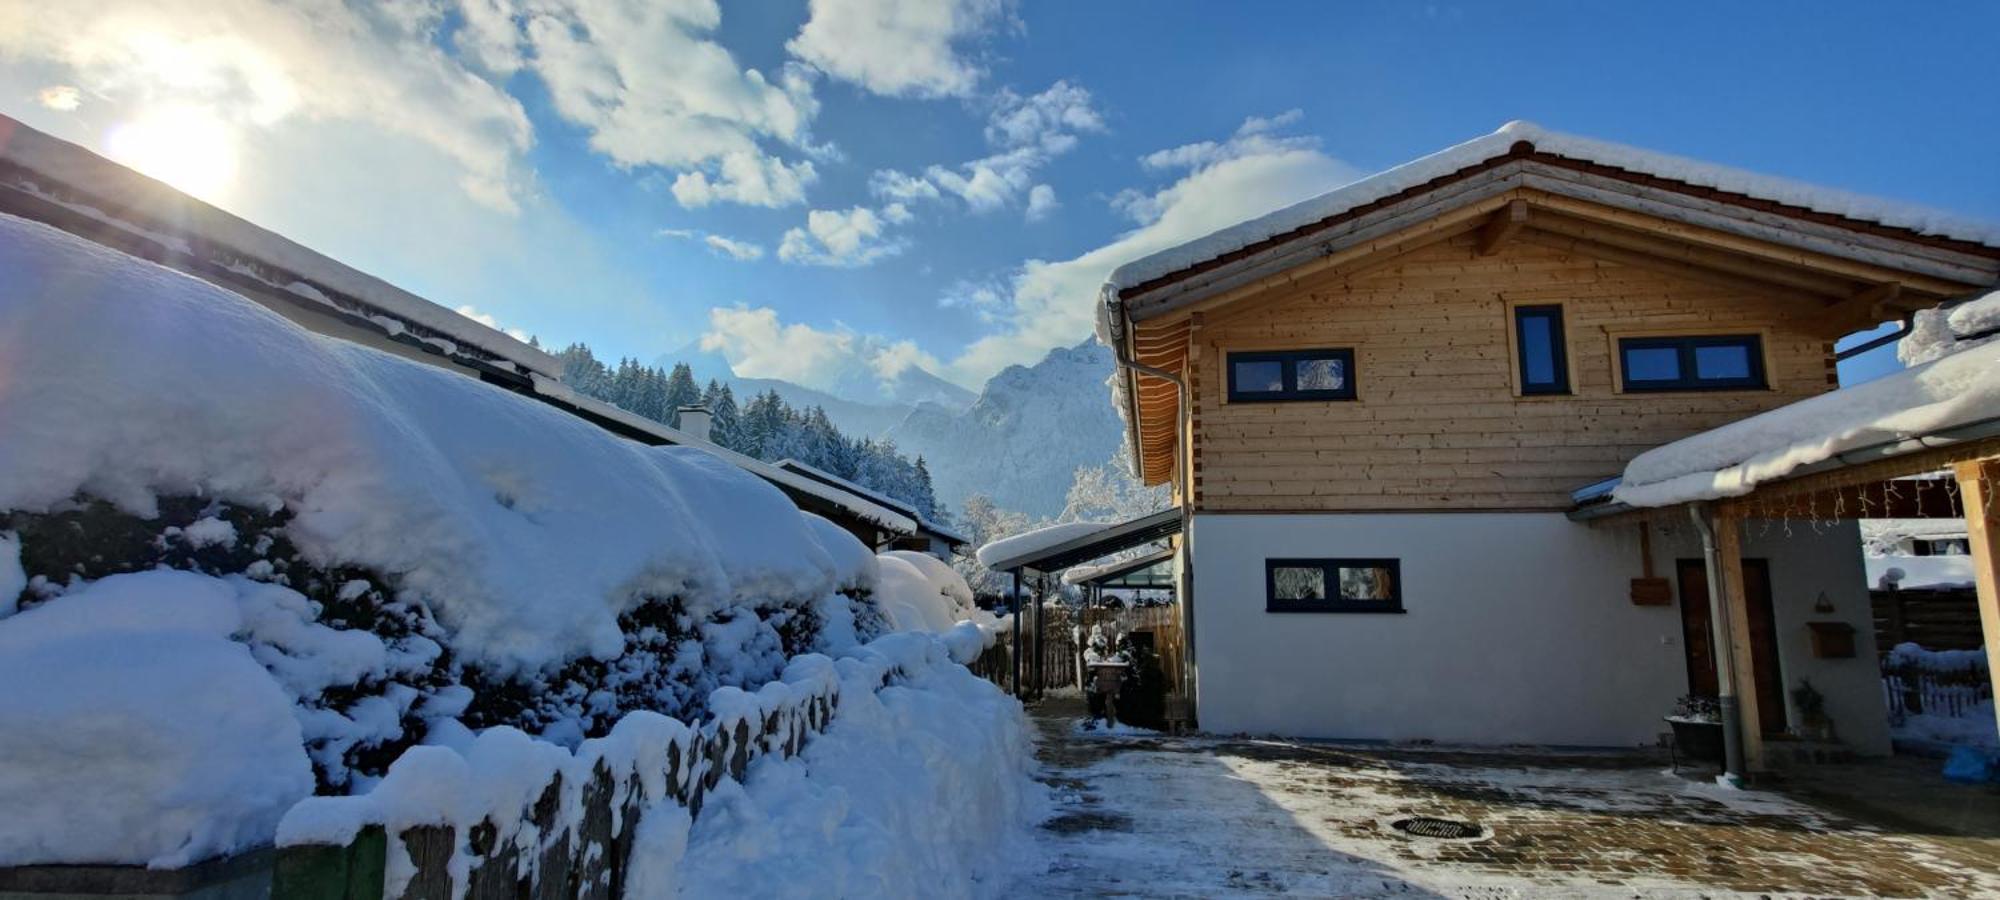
1063,547,1177,587
983,508,1182,575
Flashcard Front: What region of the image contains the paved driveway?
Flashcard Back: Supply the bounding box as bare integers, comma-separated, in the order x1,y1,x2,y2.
1017,704,2000,898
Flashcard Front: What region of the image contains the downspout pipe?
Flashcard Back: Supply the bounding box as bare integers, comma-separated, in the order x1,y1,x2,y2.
1688,504,1747,784
1107,300,1201,723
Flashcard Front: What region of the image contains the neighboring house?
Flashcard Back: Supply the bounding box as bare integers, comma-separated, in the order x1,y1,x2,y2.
0,114,917,549
1095,121,2000,755
773,459,971,560
1864,518,1975,590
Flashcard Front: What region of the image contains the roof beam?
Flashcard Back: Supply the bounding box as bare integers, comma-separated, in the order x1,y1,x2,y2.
1476,199,1530,256
1805,282,1917,338
1526,211,1859,297
1517,231,1833,307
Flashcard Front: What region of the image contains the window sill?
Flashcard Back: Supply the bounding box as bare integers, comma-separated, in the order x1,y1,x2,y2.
1264,604,1407,615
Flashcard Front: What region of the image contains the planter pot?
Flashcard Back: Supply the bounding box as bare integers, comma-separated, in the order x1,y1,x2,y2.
1667,718,1724,763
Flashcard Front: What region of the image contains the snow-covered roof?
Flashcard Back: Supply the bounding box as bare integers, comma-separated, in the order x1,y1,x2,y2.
1610,339,2000,509
0,212,880,673
0,114,560,379
977,523,1108,569
1106,120,2000,296
523,380,917,536
773,459,966,545
976,508,1183,572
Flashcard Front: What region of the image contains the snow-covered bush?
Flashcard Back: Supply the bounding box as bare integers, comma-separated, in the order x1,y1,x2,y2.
0,213,899,864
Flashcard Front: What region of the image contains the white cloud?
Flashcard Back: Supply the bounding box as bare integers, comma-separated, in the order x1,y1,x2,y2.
669,153,817,208
985,80,1102,151
1024,183,1057,222
702,234,765,261
658,227,767,261
469,0,823,208
870,80,1102,217
0,0,534,211
777,205,904,267
455,304,533,342
699,305,942,389
939,112,1361,386
787,0,1008,99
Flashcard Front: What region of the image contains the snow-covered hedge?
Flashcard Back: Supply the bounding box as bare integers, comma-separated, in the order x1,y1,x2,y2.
0,213,1009,868
268,630,1035,898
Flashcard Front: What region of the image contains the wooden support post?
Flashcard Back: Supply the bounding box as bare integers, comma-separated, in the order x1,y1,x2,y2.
1713,514,1766,771
1953,458,2000,743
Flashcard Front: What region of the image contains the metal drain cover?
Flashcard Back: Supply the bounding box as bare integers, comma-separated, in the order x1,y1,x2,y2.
1390,816,1484,840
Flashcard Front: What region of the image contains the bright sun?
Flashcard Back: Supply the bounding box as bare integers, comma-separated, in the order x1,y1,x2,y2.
105,106,238,202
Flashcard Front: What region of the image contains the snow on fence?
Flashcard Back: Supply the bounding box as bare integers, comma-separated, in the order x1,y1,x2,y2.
270,656,847,899
1881,643,1993,721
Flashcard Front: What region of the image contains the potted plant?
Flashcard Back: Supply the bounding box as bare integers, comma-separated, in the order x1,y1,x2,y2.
1790,679,1836,741
1665,694,1724,763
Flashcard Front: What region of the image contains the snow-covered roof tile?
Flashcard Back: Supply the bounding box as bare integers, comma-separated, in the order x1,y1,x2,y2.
1107,121,2000,296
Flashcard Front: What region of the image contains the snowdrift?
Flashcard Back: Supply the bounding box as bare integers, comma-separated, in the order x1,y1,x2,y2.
0,212,1015,870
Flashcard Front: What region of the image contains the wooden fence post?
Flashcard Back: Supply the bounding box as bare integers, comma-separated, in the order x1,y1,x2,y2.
270,826,386,900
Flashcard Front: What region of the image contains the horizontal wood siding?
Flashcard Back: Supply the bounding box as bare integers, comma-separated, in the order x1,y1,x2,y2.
1195,235,1837,511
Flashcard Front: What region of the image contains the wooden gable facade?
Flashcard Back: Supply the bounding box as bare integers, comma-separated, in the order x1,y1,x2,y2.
1107,144,2000,514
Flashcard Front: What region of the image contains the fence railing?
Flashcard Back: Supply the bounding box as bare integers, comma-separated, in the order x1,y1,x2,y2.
1882,662,1993,720
271,658,848,899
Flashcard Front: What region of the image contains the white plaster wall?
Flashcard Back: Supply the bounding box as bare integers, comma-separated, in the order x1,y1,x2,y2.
1649,519,1890,756
1188,513,1688,747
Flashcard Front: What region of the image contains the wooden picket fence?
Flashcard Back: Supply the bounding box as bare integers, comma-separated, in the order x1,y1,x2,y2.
969,602,1187,706
270,669,845,899
1882,659,1993,720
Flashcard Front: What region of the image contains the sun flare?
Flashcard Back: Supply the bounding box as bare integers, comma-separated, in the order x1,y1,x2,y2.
104,106,238,202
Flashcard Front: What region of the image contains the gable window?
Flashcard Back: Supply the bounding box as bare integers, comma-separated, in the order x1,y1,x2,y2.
1227,349,1356,402
1513,305,1570,395
1617,335,1767,392
1265,558,1403,613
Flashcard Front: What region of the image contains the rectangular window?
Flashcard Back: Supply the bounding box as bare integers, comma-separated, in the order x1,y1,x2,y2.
1512,305,1570,395
1617,335,1767,392
1265,558,1403,613
1226,349,1357,402
1913,538,1970,557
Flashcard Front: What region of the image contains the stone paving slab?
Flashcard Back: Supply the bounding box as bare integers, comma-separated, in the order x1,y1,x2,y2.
1017,705,2000,899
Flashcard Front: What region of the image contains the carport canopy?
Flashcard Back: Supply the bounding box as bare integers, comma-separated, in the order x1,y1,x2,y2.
978,507,1182,577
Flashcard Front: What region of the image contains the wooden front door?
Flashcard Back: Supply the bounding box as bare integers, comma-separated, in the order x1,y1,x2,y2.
1676,558,1788,735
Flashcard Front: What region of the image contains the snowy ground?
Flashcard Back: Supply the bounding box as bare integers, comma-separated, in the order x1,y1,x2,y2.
1014,701,2000,899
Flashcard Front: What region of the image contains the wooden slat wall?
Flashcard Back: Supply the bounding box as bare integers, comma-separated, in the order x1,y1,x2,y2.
1194,235,1838,512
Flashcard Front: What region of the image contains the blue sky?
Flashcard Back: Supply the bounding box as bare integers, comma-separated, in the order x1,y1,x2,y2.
2,1,1994,393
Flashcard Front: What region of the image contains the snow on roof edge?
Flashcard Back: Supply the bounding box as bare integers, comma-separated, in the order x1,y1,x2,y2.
0,114,560,378
1610,340,2000,509
1106,120,2000,296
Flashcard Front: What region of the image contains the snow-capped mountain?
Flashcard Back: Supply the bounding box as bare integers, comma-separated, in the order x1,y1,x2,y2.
654,342,971,438
889,339,1124,518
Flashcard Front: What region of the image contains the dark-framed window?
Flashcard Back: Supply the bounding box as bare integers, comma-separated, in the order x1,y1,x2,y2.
1513,304,1570,395
1265,558,1403,613
1226,348,1356,403
1913,538,1970,557
1617,334,1767,392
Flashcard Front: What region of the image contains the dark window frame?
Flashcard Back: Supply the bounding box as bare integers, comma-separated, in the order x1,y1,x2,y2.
1512,304,1571,396
1617,334,1768,393
1264,557,1405,614
1226,348,1358,403
1912,538,1970,557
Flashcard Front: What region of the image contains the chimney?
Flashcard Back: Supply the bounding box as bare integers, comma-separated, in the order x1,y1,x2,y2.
677,405,712,442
